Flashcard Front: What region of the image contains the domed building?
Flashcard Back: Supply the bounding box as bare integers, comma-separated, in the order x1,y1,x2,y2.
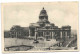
29,7,71,40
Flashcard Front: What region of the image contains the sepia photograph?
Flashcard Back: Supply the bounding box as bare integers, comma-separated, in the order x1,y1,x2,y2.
1,2,79,52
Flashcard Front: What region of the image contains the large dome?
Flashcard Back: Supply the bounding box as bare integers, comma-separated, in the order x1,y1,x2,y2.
37,7,50,25
39,7,48,17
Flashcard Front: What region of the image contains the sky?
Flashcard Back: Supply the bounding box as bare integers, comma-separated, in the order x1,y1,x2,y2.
2,2,78,30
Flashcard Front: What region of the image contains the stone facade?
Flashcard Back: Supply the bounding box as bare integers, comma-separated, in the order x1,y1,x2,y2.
9,25,29,38
29,7,71,40
7,7,71,40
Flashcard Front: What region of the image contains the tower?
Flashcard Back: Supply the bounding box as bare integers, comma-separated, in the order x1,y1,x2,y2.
37,7,50,25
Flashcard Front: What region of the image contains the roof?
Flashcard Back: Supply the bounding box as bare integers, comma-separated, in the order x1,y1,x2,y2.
45,24,52,27
29,23,40,27
62,25,71,28
22,27,29,31
37,20,50,24
4,30,10,32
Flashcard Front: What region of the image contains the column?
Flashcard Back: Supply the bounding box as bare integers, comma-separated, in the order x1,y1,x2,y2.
52,32,53,39
44,31,45,39
16,32,17,38
43,31,44,37
35,31,37,40
35,28,37,40
62,31,64,38
66,31,67,37
67,32,69,38
69,30,71,38
29,29,30,37
60,31,62,39
50,31,52,39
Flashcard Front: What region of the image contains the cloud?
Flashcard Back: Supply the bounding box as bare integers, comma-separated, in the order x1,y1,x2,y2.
3,2,78,30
